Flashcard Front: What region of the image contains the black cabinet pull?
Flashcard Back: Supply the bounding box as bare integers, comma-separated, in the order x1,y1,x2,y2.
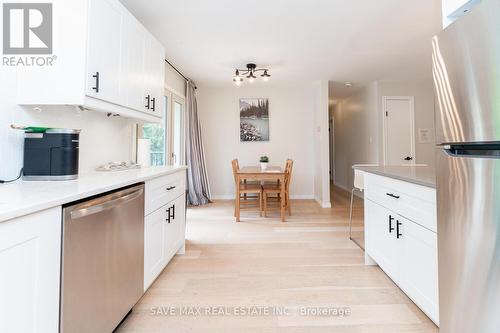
145,95,150,109
166,207,171,223
151,97,156,111
166,186,176,191
404,156,413,161
169,204,175,220
166,208,170,223
386,193,400,199
92,72,99,93
389,215,395,233
396,220,403,239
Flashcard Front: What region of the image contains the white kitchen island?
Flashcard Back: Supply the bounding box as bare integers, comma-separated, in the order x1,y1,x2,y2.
353,165,439,326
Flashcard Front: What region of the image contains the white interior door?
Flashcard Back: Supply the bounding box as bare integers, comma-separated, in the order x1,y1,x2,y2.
383,97,415,165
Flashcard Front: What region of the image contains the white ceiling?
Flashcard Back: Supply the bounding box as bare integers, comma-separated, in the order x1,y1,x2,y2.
120,0,442,87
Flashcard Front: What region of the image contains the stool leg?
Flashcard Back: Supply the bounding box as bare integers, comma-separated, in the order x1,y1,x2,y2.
349,188,356,240
259,192,263,216
263,192,267,217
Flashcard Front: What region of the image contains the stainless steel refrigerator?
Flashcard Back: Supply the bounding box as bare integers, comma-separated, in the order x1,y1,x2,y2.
433,0,500,332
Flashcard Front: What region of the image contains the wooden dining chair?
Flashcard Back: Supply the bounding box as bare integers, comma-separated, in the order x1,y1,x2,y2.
232,159,263,221
262,159,293,217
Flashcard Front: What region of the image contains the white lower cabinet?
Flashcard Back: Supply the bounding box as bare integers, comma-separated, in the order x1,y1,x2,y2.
0,207,62,333
364,174,439,325
144,204,168,289
144,170,187,291
365,200,400,282
399,215,439,324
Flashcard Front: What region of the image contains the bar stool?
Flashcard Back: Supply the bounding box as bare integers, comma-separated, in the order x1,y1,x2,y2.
349,164,378,241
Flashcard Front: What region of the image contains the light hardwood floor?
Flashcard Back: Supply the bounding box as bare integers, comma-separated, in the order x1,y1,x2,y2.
117,188,438,333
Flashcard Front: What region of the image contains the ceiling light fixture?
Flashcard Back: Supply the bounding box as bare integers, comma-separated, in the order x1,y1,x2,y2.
233,63,270,86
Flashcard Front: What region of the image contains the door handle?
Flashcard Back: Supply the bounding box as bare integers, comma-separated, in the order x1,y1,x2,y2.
386,193,400,199
389,215,395,233
70,188,143,219
396,220,403,239
404,156,413,161
92,72,100,93
166,186,176,191
145,95,150,109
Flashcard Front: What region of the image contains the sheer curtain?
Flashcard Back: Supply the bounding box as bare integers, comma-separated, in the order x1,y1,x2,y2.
185,80,211,205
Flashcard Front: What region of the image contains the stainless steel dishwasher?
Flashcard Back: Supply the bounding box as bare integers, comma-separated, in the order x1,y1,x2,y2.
60,184,145,333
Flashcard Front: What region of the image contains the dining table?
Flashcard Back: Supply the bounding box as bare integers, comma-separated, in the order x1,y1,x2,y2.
236,166,287,222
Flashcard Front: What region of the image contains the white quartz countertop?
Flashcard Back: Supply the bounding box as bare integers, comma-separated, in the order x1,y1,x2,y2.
0,165,187,223
352,165,436,188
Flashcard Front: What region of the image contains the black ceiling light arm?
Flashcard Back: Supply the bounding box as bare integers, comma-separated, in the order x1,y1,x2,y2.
235,63,269,74
164,59,197,89
233,63,271,85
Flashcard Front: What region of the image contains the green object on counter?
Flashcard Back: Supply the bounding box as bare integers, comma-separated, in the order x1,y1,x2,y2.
23,127,52,133
10,124,52,133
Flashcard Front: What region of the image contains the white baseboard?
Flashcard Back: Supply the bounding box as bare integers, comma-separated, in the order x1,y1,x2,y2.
315,197,332,209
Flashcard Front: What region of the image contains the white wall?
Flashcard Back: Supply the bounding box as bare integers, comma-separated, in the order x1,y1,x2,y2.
165,65,186,96
0,68,135,180
333,83,380,191
196,84,317,199
332,80,436,191
312,81,331,208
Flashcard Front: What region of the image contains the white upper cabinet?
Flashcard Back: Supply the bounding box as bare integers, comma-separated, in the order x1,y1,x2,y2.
16,0,165,123
144,37,166,118
123,13,147,112
86,0,124,104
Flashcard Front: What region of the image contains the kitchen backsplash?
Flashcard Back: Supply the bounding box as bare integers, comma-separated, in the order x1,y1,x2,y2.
0,70,136,179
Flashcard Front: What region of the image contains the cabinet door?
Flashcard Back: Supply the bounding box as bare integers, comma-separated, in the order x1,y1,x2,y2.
122,14,147,112
144,206,168,291
364,199,399,282
398,216,439,324
0,208,61,333
86,0,123,103
142,36,165,117
164,194,186,261
172,194,186,251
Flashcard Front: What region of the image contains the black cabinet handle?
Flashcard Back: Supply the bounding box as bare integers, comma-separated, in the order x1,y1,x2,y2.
92,72,99,93
386,193,400,199
169,204,175,220
389,215,395,233
166,186,176,191
151,97,156,111
396,220,403,239
166,207,171,223
145,95,150,109
404,156,413,161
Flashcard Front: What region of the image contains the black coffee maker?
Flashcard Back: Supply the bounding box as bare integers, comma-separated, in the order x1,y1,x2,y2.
23,129,80,180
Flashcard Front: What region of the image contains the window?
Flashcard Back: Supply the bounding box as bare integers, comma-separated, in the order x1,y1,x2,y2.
140,95,169,166
139,89,185,166
171,96,185,165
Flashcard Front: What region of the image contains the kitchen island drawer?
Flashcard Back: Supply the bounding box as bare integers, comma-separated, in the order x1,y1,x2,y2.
145,170,186,215
364,173,437,233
